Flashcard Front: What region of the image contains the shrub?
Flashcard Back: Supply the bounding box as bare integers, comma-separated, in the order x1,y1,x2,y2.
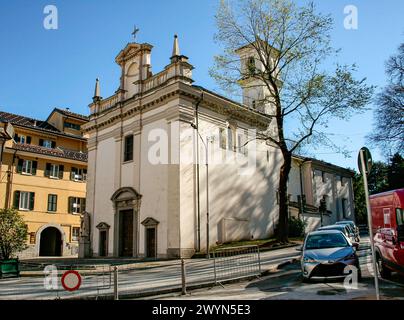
0,208,28,260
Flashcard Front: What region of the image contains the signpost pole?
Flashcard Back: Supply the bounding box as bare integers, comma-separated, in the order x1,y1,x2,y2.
359,148,380,300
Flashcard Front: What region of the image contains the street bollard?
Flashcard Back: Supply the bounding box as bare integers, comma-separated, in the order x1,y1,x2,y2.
181,259,187,295
113,266,119,300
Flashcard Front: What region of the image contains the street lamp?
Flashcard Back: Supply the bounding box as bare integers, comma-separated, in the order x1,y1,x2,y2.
190,122,212,259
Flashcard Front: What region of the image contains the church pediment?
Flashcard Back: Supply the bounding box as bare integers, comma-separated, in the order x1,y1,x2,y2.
141,217,159,227
96,222,110,230
111,187,142,202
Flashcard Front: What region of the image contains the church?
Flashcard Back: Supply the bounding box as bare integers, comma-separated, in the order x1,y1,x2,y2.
80,33,355,259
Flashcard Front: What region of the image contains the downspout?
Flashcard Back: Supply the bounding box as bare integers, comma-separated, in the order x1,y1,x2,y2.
5,149,17,209
90,118,98,257
194,91,204,253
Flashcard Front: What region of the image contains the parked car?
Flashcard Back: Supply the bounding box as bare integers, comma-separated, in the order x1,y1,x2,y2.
335,220,360,242
370,188,404,278
317,224,357,244
300,230,361,282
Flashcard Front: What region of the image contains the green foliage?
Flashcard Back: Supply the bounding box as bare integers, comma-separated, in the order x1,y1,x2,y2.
353,153,404,224
0,208,28,260
275,217,307,238
288,217,306,237
388,153,404,190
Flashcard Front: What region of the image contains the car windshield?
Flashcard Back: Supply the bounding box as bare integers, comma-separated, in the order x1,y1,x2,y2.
305,233,349,250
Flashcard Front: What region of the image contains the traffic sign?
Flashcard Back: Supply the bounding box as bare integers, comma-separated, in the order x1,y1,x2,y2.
61,270,82,292
358,147,372,175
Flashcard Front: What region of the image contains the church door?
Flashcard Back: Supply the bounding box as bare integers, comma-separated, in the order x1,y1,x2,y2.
146,227,156,258
119,210,134,257
99,231,107,257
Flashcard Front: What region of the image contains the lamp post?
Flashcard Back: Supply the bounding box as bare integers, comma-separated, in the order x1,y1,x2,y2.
190,122,211,259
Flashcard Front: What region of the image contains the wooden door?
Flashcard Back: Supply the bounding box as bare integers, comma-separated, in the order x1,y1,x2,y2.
99,231,107,256
120,210,134,256
146,227,156,258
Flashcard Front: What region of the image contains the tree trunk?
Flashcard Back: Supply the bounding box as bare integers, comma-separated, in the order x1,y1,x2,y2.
277,151,292,243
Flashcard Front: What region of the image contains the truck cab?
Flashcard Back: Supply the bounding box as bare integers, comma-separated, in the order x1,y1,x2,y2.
370,188,404,278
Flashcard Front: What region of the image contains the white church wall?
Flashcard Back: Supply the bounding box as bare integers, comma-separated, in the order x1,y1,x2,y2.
91,137,116,255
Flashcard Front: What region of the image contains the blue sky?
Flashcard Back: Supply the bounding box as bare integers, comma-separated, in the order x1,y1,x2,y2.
0,0,403,170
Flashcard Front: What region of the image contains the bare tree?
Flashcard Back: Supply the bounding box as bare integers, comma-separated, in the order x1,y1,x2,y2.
368,43,404,155
210,0,374,242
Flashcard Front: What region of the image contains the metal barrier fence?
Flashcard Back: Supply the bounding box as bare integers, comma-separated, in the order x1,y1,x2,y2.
213,245,261,284
6,247,263,300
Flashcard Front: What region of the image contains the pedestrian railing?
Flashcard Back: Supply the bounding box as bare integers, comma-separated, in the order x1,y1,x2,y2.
212,245,261,285
11,247,263,300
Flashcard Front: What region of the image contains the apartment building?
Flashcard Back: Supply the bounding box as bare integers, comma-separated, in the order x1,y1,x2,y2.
0,108,88,258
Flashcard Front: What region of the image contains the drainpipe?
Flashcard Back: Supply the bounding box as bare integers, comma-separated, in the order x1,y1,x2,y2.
194,91,204,253
5,149,17,209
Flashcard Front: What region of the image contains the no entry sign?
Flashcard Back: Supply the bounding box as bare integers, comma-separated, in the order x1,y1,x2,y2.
61,270,82,292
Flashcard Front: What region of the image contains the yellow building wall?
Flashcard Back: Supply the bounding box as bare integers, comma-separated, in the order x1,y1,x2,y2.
0,126,87,258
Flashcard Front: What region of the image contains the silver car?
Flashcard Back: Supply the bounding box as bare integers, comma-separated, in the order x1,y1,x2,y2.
335,220,360,242
300,230,361,281
317,224,357,244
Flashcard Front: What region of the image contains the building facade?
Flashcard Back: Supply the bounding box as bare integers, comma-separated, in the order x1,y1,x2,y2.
289,156,355,232
0,108,88,258
82,35,356,259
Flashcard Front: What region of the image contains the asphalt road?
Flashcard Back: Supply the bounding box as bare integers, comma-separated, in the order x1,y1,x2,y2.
0,245,301,300
148,238,404,300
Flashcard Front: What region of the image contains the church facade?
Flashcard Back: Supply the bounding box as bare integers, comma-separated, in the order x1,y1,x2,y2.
81,34,354,259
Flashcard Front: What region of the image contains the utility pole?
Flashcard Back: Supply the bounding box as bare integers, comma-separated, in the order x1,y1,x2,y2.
359,147,380,300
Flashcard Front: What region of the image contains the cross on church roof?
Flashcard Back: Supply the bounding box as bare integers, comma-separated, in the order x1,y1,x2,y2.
131,25,139,41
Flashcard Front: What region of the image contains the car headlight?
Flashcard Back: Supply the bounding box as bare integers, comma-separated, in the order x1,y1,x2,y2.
342,253,356,260
303,256,317,263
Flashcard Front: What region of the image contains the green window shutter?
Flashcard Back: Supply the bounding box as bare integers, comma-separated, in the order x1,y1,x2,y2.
51,141,56,148
29,192,35,211
39,139,44,147
14,134,19,142
54,195,58,212
32,161,38,175
13,191,20,209
45,163,51,177
58,165,64,179
16,159,23,173
26,136,31,144
68,197,74,213
81,198,86,212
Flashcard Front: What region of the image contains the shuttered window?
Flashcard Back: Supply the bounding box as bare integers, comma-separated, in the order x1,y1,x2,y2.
47,194,58,212
68,197,86,214
17,159,37,175
13,191,35,211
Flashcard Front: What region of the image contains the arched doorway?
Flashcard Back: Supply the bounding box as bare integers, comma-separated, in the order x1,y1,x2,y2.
111,187,142,257
39,227,62,256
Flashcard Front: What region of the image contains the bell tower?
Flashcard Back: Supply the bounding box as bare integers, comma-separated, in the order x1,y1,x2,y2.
115,30,153,100
235,42,279,116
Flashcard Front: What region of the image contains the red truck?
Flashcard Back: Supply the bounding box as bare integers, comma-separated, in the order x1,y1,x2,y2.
370,188,404,278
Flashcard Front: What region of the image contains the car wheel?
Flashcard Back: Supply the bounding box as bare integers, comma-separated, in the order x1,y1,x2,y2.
376,253,391,279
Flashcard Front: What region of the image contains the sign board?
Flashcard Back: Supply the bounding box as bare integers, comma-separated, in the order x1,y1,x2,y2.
61,270,81,292
358,147,372,176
